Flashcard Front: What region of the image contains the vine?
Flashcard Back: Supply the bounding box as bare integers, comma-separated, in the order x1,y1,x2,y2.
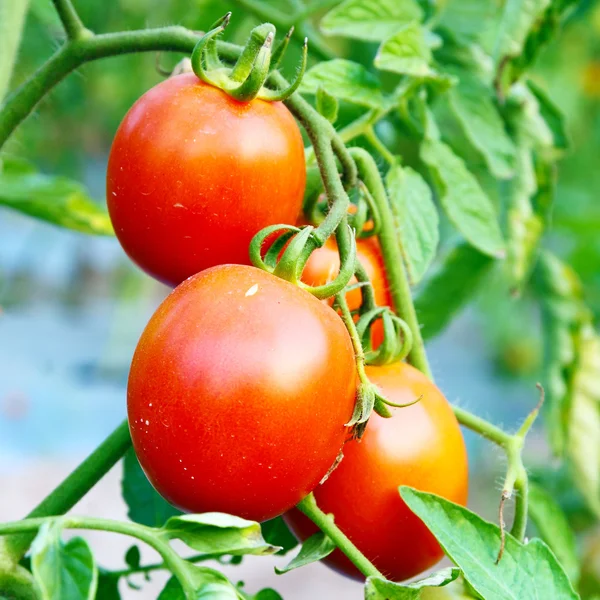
0,0,547,593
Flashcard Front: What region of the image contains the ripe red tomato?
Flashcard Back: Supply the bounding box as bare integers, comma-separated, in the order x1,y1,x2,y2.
128,264,357,522
107,74,305,287
301,237,391,347
284,361,468,581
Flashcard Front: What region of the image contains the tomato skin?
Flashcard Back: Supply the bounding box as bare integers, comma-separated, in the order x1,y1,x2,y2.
284,361,468,581
107,74,305,287
128,264,356,522
301,237,391,347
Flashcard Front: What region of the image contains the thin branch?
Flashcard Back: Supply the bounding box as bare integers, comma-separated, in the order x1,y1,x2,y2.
51,0,89,40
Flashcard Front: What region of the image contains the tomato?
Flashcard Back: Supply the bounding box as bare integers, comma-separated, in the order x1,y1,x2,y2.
128,264,357,522
284,361,468,581
301,236,391,347
107,74,305,287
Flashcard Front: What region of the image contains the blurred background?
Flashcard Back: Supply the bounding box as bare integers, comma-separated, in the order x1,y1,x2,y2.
1,0,599,597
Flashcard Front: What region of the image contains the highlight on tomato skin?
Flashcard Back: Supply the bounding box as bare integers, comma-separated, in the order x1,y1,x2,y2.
284,361,469,582
300,236,392,347
107,74,306,287
127,264,357,524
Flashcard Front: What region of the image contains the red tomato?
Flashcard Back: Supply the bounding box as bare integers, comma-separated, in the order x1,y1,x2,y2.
107,74,305,287
128,264,357,522
284,361,468,581
301,237,391,347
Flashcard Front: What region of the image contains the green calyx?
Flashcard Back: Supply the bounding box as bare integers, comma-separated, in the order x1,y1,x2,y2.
356,307,413,366
249,224,357,300
190,14,307,103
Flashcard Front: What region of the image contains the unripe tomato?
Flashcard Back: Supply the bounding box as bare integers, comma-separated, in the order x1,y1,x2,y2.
128,265,357,522
284,361,468,581
301,237,391,347
107,74,305,286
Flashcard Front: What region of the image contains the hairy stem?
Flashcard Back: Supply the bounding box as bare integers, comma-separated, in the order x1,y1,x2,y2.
510,468,529,541
0,28,240,149
0,0,30,104
51,0,89,40
0,516,196,598
349,147,432,378
364,126,396,166
2,420,131,563
452,406,513,448
297,494,383,579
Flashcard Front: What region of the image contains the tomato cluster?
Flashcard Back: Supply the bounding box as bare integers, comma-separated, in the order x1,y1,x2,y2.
111,74,468,584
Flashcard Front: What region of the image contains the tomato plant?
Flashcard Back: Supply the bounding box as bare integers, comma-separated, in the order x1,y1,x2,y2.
128,264,356,522
0,1,596,599
284,361,468,582
107,74,305,286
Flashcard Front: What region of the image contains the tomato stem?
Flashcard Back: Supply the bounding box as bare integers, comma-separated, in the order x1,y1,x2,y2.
296,493,384,579
1,420,132,564
0,516,199,599
0,30,241,149
348,147,433,379
51,0,91,41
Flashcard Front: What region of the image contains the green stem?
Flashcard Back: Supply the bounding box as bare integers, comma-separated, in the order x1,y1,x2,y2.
511,468,529,541
452,406,513,448
51,0,90,40
0,28,240,149
339,108,389,144
349,147,432,378
109,553,216,579
364,126,396,166
276,70,353,245
0,516,196,598
297,494,383,579
0,0,30,104
2,420,132,563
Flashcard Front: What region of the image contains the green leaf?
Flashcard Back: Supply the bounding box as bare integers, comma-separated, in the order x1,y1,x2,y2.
253,591,283,600
316,86,339,123
420,577,478,598
261,517,298,554
566,325,600,518
31,522,98,600
161,513,278,556
415,243,494,339
528,482,580,583
505,146,543,293
365,568,460,599
493,0,551,65
95,572,122,600
300,60,385,109
240,589,283,600
158,577,185,600
447,69,516,179
420,138,505,258
124,546,141,570
437,0,497,43
374,22,433,77
526,80,569,151
386,164,439,284
507,1,579,82
121,449,182,527
0,157,113,235
400,488,579,600
274,532,335,574
158,565,241,600
320,0,423,42
534,252,587,456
